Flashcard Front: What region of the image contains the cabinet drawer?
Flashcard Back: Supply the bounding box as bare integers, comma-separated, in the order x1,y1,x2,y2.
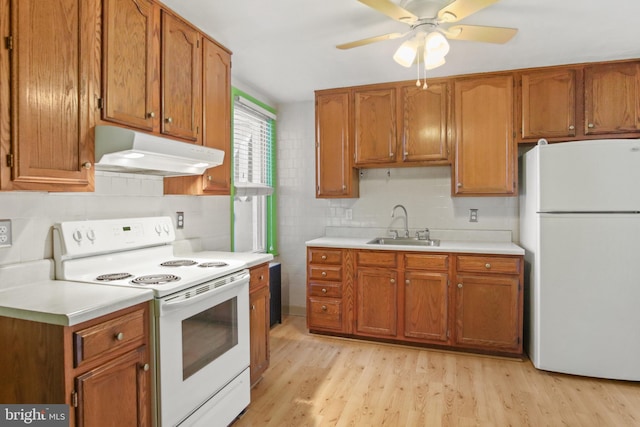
74,308,146,368
457,256,521,275
308,248,342,265
356,251,397,268
309,282,342,298
309,265,342,281
404,253,449,271
250,263,269,291
308,298,342,330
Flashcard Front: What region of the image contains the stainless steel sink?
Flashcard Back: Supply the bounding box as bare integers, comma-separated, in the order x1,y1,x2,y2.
366,237,440,247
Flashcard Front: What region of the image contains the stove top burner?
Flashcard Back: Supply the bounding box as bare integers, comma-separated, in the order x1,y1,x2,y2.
160,260,197,267
97,273,134,281
132,274,181,285
198,261,229,268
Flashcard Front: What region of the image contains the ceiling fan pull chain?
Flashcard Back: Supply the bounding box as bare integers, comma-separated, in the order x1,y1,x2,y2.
415,51,421,87
423,63,428,90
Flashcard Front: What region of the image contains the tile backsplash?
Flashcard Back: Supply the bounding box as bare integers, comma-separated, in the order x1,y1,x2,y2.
0,171,231,266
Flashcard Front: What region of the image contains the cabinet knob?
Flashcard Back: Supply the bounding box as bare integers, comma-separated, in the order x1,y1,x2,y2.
321,288,327,293
251,304,256,310
485,263,491,269
389,152,394,157
588,123,595,128
568,125,575,130
390,278,395,284
165,117,173,124
457,283,463,289
321,271,327,277
321,305,327,311
148,111,155,118
321,255,327,260
82,162,92,170
342,185,347,190
405,279,410,285
207,175,212,181
457,183,462,188
141,363,150,371
260,275,264,281
115,332,124,341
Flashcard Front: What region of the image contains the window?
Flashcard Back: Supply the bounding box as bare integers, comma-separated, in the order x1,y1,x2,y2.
231,89,277,254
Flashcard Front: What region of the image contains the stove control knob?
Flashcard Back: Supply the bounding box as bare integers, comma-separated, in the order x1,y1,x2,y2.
86,229,96,242
72,229,83,243
162,224,170,234
154,224,162,235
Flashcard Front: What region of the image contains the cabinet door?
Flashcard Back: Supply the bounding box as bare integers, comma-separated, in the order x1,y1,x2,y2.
403,271,449,343
5,0,98,191
354,88,397,165
454,274,520,351
102,0,159,132
315,91,358,198
356,268,397,337
453,75,515,196
161,11,201,142
401,82,449,162
520,69,576,140
584,62,640,135
75,346,151,427
249,285,270,386
201,38,231,193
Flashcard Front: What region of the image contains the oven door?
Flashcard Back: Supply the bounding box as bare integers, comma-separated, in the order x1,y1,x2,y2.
156,270,250,427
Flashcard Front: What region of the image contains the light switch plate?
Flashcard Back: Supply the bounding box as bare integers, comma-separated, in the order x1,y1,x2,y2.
0,219,12,247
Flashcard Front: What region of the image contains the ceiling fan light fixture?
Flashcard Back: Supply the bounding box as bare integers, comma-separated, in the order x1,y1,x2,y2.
393,38,418,67
424,54,446,70
425,31,450,57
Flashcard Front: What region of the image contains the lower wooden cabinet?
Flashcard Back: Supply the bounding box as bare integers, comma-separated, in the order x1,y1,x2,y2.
0,302,152,427
307,247,523,357
249,263,270,386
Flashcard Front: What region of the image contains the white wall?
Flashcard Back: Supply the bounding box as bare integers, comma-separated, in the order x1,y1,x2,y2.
275,101,520,315
0,172,231,266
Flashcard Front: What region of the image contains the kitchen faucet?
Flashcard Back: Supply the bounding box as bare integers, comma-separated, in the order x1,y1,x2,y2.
391,204,409,238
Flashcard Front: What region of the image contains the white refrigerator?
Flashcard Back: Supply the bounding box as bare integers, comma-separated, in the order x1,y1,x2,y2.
520,139,640,381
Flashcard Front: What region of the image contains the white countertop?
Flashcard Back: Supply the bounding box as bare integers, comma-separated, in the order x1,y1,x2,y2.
0,279,153,326
305,237,524,256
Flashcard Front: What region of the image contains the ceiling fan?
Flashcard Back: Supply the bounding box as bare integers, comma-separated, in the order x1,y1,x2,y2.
337,0,517,70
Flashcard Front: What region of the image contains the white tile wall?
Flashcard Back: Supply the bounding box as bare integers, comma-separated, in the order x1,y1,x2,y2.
275,101,520,314
0,171,231,266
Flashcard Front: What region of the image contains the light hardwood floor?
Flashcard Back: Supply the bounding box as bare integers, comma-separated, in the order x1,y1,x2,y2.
234,316,640,427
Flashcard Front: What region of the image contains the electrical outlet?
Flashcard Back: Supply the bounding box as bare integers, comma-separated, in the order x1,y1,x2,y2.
469,209,478,223
0,219,12,247
176,212,184,229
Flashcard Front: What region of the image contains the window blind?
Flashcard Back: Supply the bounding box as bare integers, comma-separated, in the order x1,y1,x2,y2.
233,96,275,196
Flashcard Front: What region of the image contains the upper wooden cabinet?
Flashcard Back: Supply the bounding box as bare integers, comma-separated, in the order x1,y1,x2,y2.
353,82,450,167
453,74,516,196
519,68,577,141
584,62,640,135
102,0,160,132
401,81,450,163
161,11,202,143
164,37,232,195
0,0,99,192
315,90,359,198
354,88,397,165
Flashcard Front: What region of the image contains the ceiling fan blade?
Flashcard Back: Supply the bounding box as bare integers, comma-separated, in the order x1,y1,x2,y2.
336,32,405,50
445,25,517,44
358,0,418,24
437,0,500,23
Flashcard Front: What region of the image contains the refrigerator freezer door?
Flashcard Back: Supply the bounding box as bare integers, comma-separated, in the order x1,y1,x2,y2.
537,139,640,212
534,213,640,380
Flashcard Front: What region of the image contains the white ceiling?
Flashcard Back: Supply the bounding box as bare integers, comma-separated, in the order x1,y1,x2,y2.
161,0,640,105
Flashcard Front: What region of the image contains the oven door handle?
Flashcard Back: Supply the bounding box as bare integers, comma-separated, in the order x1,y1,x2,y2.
159,274,249,314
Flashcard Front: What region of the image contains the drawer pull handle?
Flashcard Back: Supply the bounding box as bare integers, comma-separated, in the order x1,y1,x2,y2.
321,305,327,311
458,283,463,289
321,271,327,277
321,255,327,260
115,332,124,341
141,363,150,371
322,288,327,293
485,263,491,269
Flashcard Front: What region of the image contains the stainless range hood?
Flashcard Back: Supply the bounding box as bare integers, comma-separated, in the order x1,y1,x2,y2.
94,125,224,176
